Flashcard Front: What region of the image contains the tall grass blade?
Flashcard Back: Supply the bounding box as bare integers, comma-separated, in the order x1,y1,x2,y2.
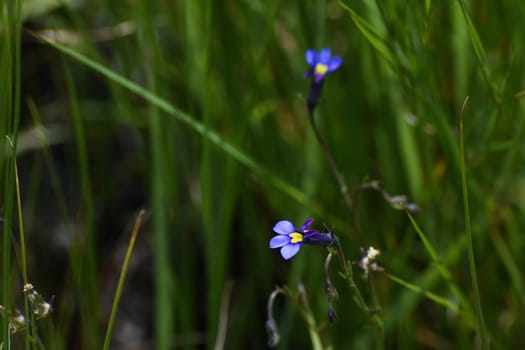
491,233,525,309
1,0,22,345
102,210,146,350
406,211,472,316
456,0,501,105
33,32,320,214
459,98,489,348
338,0,394,67
383,236,476,331
137,1,176,347
14,161,30,350
386,273,458,312
64,61,101,349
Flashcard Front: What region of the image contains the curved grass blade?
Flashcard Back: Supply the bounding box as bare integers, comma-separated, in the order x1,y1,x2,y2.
406,211,472,317
386,273,458,314
33,31,327,218
383,236,477,331
338,0,394,67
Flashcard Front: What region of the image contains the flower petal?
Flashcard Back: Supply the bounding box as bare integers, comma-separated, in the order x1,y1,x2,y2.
305,49,317,66
269,235,290,248
273,220,295,235
304,69,314,79
281,243,301,260
300,218,314,231
327,56,342,72
319,48,332,64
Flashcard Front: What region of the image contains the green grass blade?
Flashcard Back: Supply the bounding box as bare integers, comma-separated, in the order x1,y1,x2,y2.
136,2,175,347
386,273,458,313
456,0,486,63
456,0,501,105
383,235,477,331
338,0,394,67
25,99,71,350
459,98,489,348
425,0,431,14
34,32,321,215
1,0,22,345
63,61,101,349
102,210,145,350
406,212,474,316
491,233,525,309
407,211,450,273
14,161,31,350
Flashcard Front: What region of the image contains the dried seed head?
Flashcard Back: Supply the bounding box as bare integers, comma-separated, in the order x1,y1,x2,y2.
24,283,53,318
327,303,338,323
355,246,384,277
23,283,34,293
9,309,26,333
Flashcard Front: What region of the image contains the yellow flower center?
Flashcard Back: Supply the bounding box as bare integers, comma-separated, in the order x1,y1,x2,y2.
315,63,328,76
288,232,303,244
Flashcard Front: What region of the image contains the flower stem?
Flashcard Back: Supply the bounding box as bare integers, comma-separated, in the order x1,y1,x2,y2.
307,88,383,346
307,109,363,243
267,286,324,350
331,237,384,348
367,273,384,349
331,237,367,312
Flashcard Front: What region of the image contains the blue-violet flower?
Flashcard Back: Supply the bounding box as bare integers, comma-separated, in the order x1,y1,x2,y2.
304,48,342,83
304,48,342,113
269,219,335,260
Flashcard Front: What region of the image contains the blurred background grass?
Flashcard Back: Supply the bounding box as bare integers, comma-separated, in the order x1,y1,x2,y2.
2,0,525,348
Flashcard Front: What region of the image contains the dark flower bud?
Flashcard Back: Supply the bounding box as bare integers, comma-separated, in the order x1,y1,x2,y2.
303,231,336,246
328,303,338,323
307,79,325,114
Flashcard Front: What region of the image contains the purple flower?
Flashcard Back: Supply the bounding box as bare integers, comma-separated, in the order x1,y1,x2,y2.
304,48,342,83
304,48,342,113
269,219,335,260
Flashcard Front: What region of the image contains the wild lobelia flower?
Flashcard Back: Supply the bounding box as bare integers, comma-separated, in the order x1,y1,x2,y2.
304,48,342,113
304,48,343,83
269,219,335,260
